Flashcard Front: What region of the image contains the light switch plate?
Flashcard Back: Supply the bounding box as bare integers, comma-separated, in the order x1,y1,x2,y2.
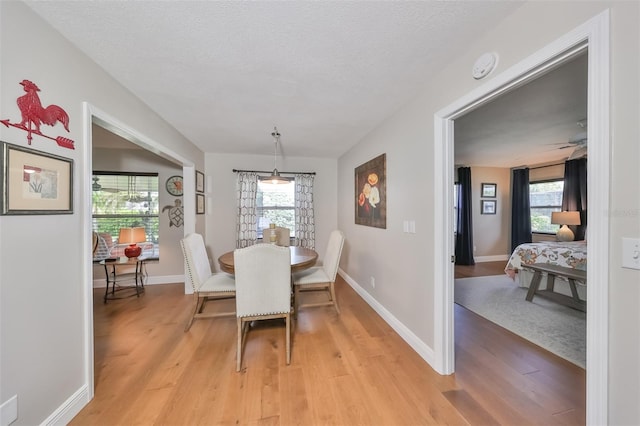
622,238,640,270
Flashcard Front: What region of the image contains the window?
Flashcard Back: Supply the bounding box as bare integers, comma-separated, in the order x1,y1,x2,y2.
92,172,160,243
529,179,564,233
256,178,295,239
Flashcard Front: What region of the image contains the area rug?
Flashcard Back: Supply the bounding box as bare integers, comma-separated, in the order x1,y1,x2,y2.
454,274,586,368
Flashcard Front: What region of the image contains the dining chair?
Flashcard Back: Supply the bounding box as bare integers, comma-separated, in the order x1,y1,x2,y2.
180,233,236,331
234,243,291,371
262,226,291,246
292,229,345,314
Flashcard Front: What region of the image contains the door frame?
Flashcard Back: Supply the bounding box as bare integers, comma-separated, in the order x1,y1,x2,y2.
81,102,197,399
433,10,609,425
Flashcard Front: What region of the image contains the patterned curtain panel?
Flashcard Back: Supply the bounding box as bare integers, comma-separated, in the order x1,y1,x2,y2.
294,174,315,249
236,172,258,248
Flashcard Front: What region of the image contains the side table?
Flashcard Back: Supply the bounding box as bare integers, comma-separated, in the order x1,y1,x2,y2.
99,256,157,303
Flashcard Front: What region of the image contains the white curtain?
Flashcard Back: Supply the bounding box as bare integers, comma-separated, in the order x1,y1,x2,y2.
294,174,315,249
236,172,258,248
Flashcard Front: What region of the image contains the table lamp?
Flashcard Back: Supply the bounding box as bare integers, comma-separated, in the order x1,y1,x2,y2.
118,227,146,258
551,211,581,242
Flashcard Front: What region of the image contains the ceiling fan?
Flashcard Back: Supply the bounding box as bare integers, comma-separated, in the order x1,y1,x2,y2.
545,119,587,159
92,176,151,202
92,176,119,193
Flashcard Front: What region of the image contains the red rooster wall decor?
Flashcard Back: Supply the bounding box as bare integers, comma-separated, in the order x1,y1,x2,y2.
1,80,75,149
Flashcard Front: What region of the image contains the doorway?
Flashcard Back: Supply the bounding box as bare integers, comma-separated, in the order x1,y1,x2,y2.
433,10,610,424
82,103,197,399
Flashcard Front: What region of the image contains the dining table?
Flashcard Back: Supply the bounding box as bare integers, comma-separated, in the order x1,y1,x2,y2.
218,245,318,275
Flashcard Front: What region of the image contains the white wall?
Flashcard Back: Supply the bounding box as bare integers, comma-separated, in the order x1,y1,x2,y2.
204,153,338,267
338,2,639,424
0,2,204,424
471,167,511,259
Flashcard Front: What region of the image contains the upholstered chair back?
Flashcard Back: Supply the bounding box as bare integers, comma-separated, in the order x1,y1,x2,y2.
262,227,291,246
322,230,345,282
234,244,291,317
180,233,212,293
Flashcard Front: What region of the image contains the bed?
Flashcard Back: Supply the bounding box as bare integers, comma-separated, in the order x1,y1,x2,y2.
505,240,587,299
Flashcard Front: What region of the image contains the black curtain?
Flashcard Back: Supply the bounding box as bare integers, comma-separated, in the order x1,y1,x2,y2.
455,167,475,265
562,158,588,240
511,168,532,252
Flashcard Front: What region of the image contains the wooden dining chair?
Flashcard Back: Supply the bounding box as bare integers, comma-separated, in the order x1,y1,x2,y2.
234,243,292,371
180,233,236,331
292,229,345,314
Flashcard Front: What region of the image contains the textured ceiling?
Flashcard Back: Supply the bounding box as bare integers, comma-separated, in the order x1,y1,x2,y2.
455,52,588,168
25,1,524,159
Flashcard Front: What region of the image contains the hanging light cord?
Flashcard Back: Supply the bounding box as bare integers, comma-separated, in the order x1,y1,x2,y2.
271,126,280,172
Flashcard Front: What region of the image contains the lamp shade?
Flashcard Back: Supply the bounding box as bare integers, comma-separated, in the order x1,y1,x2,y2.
118,227,146,258
551,211,581,226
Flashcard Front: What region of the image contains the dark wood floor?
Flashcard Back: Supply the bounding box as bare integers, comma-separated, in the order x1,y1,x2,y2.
454,261,585,424
72,266,585,425
455,260,508,279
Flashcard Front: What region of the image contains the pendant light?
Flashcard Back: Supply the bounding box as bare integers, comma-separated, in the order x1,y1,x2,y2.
267,126,289,184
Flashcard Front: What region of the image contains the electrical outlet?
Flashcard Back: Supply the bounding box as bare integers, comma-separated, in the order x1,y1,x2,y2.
370,276,375,288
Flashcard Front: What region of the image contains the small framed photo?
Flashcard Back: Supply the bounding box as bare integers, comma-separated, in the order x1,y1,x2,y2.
481,199,496,215
196,193,205,214
1,141,73,215
481,183,497,198
195,170,205,193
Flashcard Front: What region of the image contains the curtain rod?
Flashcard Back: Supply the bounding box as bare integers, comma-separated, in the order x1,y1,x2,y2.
232,168,316,175
513,161,566,171
530,161,566,170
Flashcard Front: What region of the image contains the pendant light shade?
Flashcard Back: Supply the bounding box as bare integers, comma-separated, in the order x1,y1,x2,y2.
267,127,290,184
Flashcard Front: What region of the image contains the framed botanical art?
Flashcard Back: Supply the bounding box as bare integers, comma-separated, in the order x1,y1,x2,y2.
355,153,386,229
481,199,496,215
481,183,497,198
1,141,73,215
196,193,205,214
196,170,205,193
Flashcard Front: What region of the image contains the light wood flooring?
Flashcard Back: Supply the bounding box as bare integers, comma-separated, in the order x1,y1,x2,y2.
73,267,585,425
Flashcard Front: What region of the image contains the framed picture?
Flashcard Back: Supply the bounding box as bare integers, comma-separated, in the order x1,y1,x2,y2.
355,153,386,229
195,170,205,193
1,141,73,215
196,193,205,214
481,183,497,198
481,199,496,215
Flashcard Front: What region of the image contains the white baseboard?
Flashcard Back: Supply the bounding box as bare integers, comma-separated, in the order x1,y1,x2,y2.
337,269,436,369
474,254,509,263
41,385,89,426
93,274,185,288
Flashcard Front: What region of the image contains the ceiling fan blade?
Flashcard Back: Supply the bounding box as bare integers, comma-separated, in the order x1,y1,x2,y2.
568,145,588,160
569,131,588,144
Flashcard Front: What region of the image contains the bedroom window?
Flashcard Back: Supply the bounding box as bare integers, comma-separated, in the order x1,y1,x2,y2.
529,179,564,233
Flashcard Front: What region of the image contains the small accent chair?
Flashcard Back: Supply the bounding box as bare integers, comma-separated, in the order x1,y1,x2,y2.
262,226,291,246
234,244,292,371
292,230,345,314
180,233,236,331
